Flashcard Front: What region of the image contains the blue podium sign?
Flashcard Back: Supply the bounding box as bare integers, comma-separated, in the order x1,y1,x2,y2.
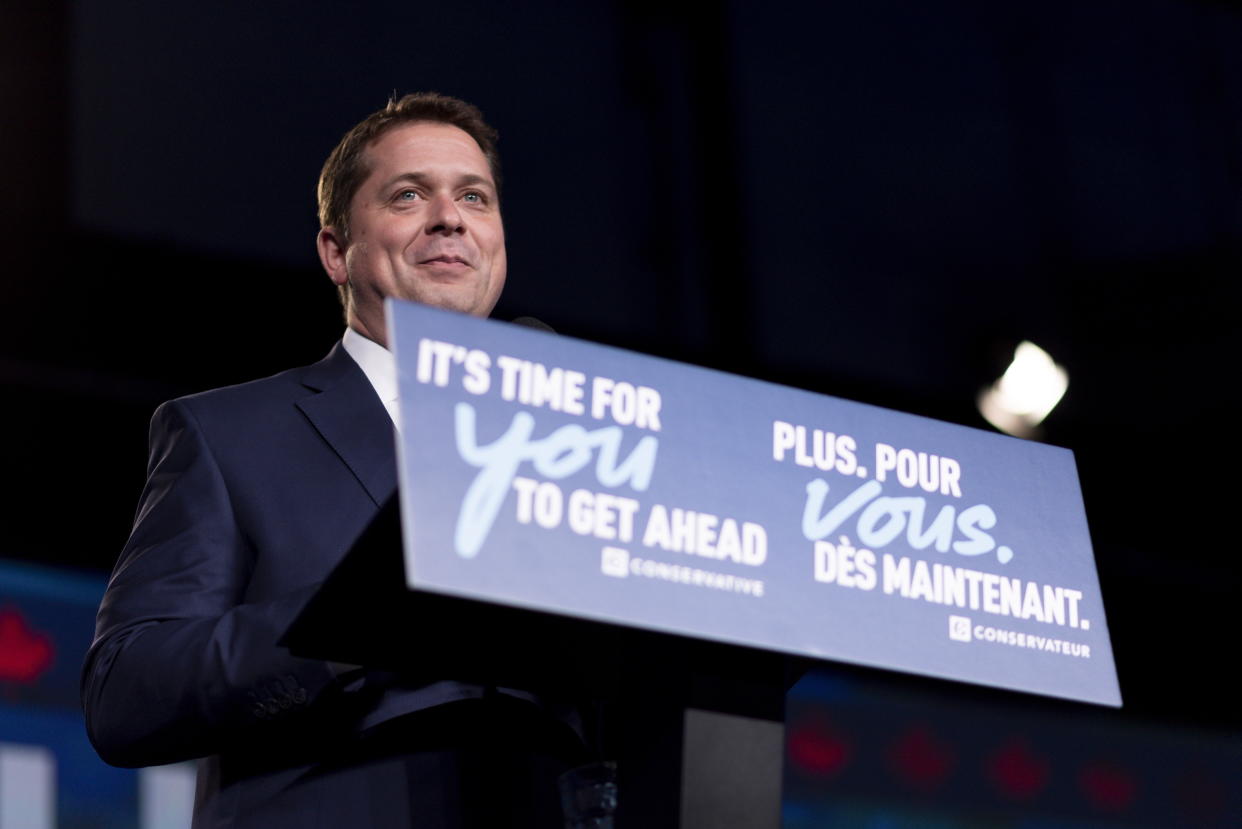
388,301,1121,706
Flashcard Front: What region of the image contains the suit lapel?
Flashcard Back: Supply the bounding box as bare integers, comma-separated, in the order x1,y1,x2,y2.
296,343,398,507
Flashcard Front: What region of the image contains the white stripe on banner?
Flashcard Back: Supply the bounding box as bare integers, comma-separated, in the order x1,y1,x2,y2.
139,762,196,829
0,743,55,829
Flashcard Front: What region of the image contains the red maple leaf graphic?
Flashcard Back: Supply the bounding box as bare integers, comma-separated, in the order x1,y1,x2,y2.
891,724,956,791
787,715,852,777
1079,762,1137,811
0,607,55,684
988,736,1049,800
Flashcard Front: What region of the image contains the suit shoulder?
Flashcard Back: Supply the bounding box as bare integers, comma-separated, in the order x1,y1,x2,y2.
157,346,353,426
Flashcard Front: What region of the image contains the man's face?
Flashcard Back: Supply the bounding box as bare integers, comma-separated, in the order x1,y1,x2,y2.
318,121,506,344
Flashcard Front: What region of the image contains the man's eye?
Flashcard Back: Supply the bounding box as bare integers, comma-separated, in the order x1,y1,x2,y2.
462,192,482,203
397,190,418,201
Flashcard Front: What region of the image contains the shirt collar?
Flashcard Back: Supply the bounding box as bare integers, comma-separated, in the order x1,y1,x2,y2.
341,327,400,428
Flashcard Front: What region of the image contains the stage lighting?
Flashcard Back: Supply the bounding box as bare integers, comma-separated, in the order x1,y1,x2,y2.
978,341,1068,438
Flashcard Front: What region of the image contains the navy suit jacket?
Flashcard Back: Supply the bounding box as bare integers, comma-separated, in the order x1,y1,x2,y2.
83,344,463,826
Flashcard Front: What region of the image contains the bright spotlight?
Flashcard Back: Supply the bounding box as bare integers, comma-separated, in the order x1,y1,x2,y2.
978,341,1068,439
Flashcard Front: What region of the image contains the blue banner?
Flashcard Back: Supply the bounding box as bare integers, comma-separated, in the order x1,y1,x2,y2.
389,301,1120,706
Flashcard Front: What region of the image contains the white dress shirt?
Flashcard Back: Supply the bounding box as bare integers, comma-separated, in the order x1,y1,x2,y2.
341,327,400,430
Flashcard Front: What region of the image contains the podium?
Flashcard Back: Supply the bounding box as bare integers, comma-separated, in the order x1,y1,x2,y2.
291,298,1118,825
285,496,799,827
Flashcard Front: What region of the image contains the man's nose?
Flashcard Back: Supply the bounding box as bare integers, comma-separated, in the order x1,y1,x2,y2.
427,194,464,234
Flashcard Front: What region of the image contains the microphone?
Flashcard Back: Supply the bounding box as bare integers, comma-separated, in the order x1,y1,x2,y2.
511,316,556,334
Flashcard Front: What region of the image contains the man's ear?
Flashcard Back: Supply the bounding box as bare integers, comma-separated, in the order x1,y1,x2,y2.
317,226,349,287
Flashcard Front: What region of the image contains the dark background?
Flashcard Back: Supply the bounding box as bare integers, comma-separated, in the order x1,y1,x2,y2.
3,0,1239,753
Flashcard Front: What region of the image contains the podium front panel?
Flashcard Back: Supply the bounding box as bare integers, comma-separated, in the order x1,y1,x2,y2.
387,300,1121,707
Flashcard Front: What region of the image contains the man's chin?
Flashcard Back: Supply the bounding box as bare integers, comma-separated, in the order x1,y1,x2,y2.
407,287,493,318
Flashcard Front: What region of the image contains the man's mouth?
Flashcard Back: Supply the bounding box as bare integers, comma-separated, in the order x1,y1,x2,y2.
420,254,471,266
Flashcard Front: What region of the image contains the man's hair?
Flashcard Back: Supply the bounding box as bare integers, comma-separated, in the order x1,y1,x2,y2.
317,92,501,241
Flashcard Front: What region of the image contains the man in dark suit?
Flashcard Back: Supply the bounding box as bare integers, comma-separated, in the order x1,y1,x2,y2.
82,93,587,828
